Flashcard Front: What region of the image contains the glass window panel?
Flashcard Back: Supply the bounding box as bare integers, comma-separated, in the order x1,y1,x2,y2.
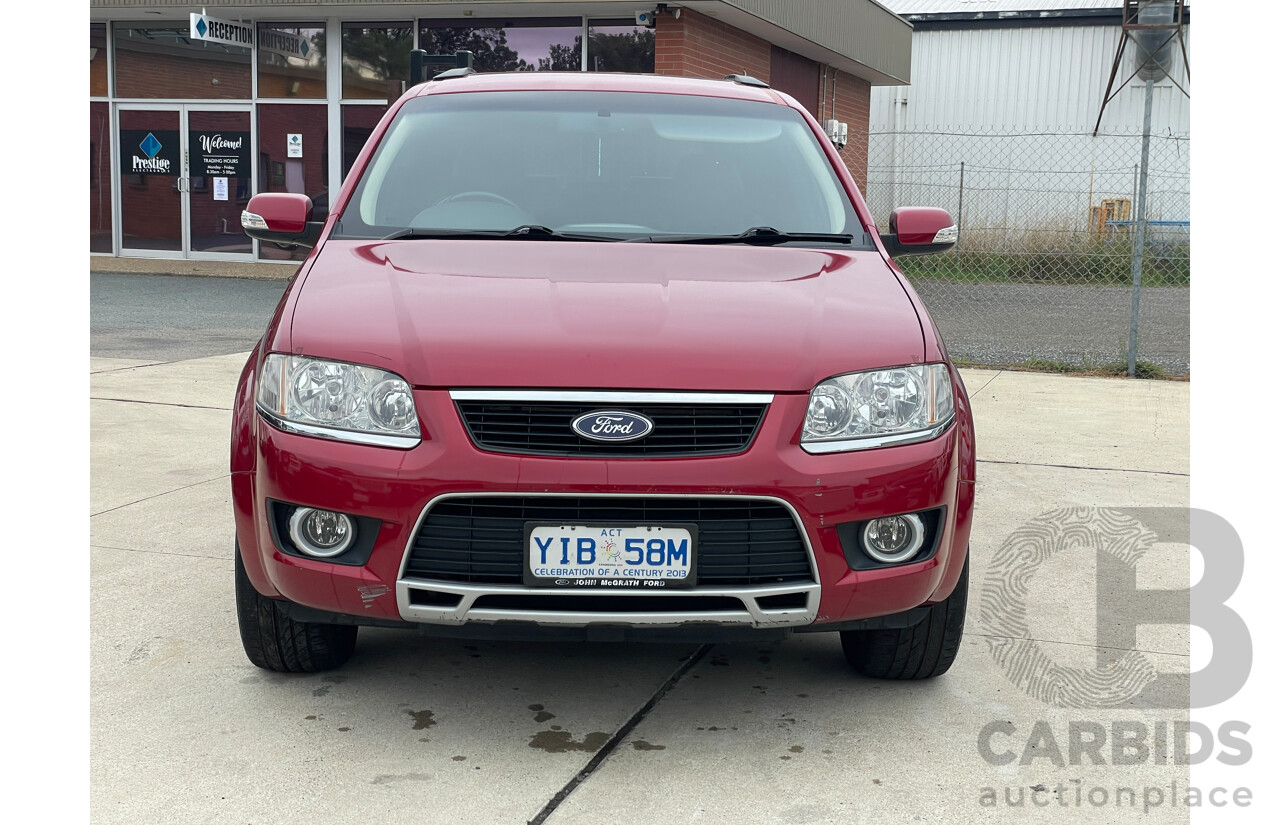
586,21,655,73
118,109,182,251
258,104,329,261
257,24,326,99
342,23,413,100
91,24,108,96
337,91,862,239
342,104,389,180
113,23,251,99
90,102,112,253
418,18,582,76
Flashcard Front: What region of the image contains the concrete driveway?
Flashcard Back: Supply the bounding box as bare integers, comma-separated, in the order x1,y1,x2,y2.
90,354,1191,824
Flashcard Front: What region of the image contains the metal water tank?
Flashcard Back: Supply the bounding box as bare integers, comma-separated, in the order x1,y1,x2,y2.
1134,0,1177,81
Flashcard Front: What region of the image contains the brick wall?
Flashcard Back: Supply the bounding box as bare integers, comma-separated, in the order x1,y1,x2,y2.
654,9,771,82
826,70,872,192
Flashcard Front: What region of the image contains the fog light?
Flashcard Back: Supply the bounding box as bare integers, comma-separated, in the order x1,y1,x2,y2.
288,508,356,558
861,514,925,564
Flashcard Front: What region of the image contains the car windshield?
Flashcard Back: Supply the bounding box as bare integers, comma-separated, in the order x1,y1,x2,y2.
335,90,869,245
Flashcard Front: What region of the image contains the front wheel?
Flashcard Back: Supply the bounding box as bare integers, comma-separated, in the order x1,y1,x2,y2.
235,542,357,672
841,554,968,680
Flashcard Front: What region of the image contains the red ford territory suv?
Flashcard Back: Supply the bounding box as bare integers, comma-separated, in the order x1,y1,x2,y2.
234,71,975,679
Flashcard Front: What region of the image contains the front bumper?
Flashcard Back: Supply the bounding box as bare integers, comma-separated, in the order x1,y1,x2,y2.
232,388,974,632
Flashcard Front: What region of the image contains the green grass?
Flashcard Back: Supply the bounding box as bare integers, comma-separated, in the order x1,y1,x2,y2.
896,242,1190,288
954,355,1177,380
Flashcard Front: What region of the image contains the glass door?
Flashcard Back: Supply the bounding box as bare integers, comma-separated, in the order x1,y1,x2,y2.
116,104,254,260
118,106,183,256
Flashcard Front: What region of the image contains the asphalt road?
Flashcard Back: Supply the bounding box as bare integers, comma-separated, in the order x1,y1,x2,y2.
912,282,1190,375
90,271,1190,376
90,272,288,361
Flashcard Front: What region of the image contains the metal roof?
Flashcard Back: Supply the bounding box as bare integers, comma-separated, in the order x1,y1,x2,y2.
882,1,1133,13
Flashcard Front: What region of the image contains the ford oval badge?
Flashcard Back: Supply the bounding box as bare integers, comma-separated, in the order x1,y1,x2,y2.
571,410,655,443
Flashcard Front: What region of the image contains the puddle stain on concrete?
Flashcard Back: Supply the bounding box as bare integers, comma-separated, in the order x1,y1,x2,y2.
632,740,666,751
451,755,467,762
527,703,556,723
529,729,611,753
126,637,188,666
789,745,804,753
371,773,433,785
407,709,436,730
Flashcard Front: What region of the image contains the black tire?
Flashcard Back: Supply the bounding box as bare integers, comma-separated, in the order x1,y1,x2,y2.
841,554,968,680
235,542,357,673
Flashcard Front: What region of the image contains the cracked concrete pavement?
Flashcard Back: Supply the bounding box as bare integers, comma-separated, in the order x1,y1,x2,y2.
90,345,1192,824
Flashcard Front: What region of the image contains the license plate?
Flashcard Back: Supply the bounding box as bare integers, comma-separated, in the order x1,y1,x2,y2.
524,523,698,589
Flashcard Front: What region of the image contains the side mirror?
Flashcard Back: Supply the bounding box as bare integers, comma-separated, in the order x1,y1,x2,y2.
881,207,958,257
241,193,324,248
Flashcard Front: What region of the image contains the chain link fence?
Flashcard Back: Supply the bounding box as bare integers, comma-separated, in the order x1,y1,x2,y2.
846,128,1190,376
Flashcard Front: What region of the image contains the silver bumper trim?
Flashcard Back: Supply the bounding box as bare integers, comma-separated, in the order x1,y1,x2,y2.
395,492,821,629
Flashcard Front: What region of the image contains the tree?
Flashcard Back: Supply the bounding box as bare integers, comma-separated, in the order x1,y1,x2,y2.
586,30,655,73
342,26,413,85
539,38,583,72
419,27,531,74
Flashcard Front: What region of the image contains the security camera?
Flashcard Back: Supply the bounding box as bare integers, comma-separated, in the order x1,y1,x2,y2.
636,10,655,27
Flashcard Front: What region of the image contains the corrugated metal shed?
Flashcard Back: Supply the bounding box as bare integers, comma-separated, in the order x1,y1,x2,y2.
865,4,1190,231
872,23,1189,131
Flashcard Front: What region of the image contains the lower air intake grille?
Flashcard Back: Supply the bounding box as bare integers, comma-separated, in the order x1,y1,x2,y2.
406,497,812,587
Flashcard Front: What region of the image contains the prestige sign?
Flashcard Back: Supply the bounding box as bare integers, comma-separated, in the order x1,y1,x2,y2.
120,130,180,176
189,13,253,48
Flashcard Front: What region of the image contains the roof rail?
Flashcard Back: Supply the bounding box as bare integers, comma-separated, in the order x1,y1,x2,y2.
724,74,769,89
432,67,476,82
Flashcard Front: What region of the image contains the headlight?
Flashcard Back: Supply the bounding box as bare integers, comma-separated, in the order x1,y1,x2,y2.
801,364,955,453
256,354,421,448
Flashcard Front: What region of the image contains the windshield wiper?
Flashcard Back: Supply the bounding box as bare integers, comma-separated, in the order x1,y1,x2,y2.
625,226,857,246
380,225,620,242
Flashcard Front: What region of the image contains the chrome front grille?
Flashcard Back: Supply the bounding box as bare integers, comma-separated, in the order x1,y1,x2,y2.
450,390,771,457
